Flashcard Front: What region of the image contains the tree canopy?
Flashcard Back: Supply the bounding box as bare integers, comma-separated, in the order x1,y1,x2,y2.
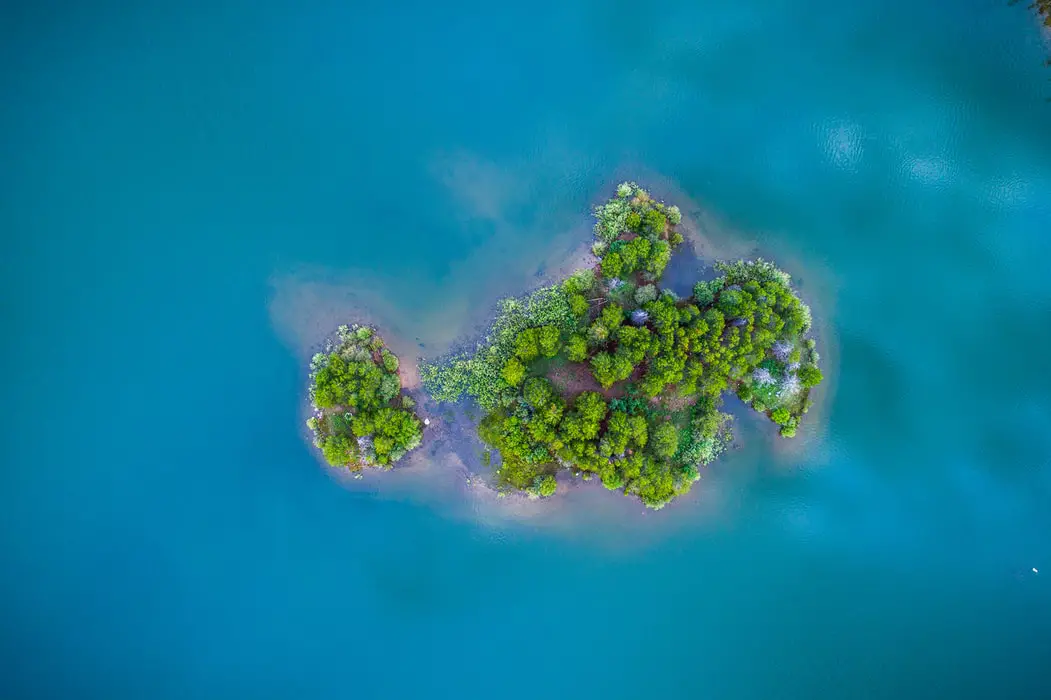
421,183,823,508
307,325,423,470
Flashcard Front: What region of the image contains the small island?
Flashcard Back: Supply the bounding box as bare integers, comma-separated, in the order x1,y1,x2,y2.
306,324,423,470
421,183,823,508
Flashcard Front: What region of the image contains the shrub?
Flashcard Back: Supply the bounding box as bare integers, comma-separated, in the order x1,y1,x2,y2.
381,349,400,372
643,208,667,234
308,326,422,469
634,284,658,305
798,364,823,388
650,422,680,459
694,282,715,307
502,357,526,386
565,334,588,362
536,475,557,497
601,251,624,279
537,325,561,357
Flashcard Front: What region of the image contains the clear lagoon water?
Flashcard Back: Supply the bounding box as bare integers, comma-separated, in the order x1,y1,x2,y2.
3,1,1051,697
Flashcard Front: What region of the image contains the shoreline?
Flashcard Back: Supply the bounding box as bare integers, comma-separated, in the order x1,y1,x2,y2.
274,181,837,533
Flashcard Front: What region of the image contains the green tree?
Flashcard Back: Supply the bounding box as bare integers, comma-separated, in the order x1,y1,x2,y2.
650,422,679,459
643,208,667,234
381,349,399,373
320,434,358,467
565,334,588,362
514,328,540,362
502,357,526,386
798,364,823,388
600,302,624,331
537,325,561,357
634,284,658,305
625,211,642,231
771,407,791,426
590,352,617,389
535,474,557,497
601,251,624,279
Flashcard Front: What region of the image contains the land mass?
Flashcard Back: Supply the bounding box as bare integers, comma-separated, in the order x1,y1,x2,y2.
307,325,424,470
419,183,824,509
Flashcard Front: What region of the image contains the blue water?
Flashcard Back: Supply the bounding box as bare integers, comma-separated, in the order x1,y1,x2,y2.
3,0,1051,697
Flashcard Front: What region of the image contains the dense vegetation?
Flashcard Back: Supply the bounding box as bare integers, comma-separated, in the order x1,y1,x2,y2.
306,325,423,470
422,183,823,508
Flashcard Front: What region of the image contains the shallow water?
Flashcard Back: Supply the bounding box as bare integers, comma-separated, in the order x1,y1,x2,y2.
3,1,1051,698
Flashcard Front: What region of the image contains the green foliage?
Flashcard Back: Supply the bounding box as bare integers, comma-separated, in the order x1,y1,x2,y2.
371,407,423,464
650,422,679,458
625,211,642,231
736,383,753,402
634,284,658,305
565,334,588,362
590,352,633,389
601,251,623,279
599,302,624,331
534,475,558,498
537,325,561,357
643,208,667,234
320,434,358,468
424,188,821,508
514,328,540,362
380,349,399,373
563,268,596,295
420,284,575,410
307,325,423,470
568,293,589,318
798,364,823,388
502,357,526,386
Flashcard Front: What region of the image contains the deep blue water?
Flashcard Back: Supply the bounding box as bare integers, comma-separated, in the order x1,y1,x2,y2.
3,0,1051,697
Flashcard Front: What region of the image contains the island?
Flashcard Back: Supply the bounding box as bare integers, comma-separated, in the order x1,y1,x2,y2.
421,183,823,509
306,324,424,470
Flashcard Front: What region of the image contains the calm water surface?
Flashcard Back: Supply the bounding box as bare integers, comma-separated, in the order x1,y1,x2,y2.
3,0,1050,698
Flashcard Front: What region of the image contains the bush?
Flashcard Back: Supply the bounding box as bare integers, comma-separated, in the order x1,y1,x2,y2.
565,334,588,362
634,284,658,305
381,349,399,373
693,281,715,307
308,326,422,469
798,364,823,388
643,208,667,234
422,185,822,508
601,251,624,279
651,422,679,458
502,357,526,386
537,325,561,357
536,475,557,497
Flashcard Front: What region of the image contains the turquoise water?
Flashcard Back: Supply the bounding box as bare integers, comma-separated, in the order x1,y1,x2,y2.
3,0,1051,697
